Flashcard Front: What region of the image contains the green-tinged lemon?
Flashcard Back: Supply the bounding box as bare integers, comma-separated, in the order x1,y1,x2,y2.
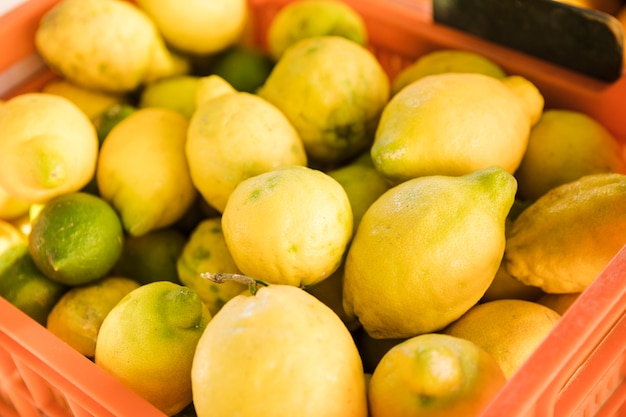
95,281,211,416
177,217,247,316
97,108,197,236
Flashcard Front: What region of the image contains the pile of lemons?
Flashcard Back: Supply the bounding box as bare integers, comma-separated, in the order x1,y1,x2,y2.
1,0,625,416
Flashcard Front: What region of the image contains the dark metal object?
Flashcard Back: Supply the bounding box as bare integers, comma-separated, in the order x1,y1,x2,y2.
432,0,624,82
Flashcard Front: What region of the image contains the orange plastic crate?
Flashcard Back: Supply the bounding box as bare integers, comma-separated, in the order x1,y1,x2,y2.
1,0,625,416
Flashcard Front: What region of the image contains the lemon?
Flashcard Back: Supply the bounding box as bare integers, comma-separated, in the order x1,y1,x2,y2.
135,0,247,55
505,173,626,293
35,0,188,93
343,167,517,339
326,152,391,234
258,36,390,165
177,217,247,316
371,73,532,184
391,49,507,95
95,281,211,416
97,108,197,236
139,75,201,119
266,0,368,61
0,93,98,204
47,276,140,358
515,109,626,200
191,282,367,417
186,92,307,213
29,192,124,286
368,333,506,417
41,78,128,120
0,244,68,325
210,45,274,93
500,75,545,126
443,299,561,379
112,227,187,285
222,165,353,287
0,185,30,221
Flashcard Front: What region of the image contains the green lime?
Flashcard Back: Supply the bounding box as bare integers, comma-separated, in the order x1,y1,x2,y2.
93,103,137,146
210,45,274,93
29,192,125,285
112,227,187,285
0,244,68,325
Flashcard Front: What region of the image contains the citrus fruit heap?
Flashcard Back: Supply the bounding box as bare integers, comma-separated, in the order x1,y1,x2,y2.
1,0,626,416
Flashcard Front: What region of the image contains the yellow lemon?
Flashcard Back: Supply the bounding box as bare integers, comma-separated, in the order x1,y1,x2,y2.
0,93,98,204
135,0,247,55
266,0,368,61
177,217,247,316
443,299,561,379
500,75,545,126
371,73,532,184
95,281,211,416
505,173,626,293
343,167,517,339
221,165,353,287
97,108,197,236
0,244,68,326
41,78,128,120
514,109,626,200
46,276,140,358
368,333,507,417
35,0,188,93
391,49,507,95
186,92,307,213
191,281,367,417
28,192,125,286
258,36,390,165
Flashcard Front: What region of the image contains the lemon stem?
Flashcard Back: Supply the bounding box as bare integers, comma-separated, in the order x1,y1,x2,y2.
200,272,269,295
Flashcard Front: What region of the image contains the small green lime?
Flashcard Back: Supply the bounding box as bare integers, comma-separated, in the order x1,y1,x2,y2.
0,244,68,325
210,46,274,93
112,227,187,285
93,103,137,146
29,192,124,285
